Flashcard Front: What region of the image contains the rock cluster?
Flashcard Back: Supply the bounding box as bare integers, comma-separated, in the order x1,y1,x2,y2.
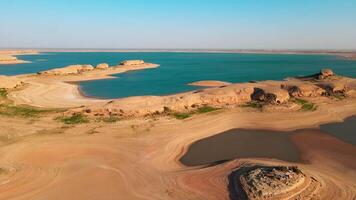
67,69,356,118
38,60,150,75
251,87,290,104
281,82,326,97
240,166,305,199
318,68,335,79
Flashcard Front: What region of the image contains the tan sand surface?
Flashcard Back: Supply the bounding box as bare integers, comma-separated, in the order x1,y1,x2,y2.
188,80,232,87
0,100,355,199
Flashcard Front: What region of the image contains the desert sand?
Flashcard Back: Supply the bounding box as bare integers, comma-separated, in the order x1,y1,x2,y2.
0,60,355,199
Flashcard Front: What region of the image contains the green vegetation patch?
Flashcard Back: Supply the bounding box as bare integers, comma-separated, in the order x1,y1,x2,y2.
0,88,7,98
171,106,220,120
239,101,263,110
330,92,346,100
57,113,89,124
172,112,192,120
196,106,220,113
0,104,49,118
294,98,317,111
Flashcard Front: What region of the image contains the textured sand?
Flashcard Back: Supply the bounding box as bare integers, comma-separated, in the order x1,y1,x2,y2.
0,100,355,199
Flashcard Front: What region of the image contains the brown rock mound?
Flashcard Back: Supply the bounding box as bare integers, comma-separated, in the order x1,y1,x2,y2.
251,87,290,104
281,82,326,97
229,165,321,200
318,68,334,79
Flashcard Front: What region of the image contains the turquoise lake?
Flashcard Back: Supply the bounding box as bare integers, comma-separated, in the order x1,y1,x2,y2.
0,52,355,98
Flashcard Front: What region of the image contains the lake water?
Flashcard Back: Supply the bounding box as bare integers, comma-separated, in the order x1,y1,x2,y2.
180,116,356,167
180,129,300,166
1,52,356,98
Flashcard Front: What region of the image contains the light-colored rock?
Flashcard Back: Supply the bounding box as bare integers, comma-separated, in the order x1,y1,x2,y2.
120,60,145,66
281,82,326,97
318,68,335,79
95,63,109,69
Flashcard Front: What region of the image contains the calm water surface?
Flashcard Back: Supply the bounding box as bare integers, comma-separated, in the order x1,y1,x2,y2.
181,117,356,166
1,52,355,98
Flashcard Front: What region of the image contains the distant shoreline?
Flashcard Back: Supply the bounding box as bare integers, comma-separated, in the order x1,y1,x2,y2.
1,48,355,60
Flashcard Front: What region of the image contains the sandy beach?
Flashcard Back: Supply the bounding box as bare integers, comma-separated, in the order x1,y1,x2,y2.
0,57,355,199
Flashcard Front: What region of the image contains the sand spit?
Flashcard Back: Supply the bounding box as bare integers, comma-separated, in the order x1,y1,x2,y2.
7,60,159,108
0,50,38,65
0,55,29,65
189,80,232,87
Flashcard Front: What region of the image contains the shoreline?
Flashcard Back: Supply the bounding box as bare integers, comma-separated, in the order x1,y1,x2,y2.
1,48,356,58
6,62,159,108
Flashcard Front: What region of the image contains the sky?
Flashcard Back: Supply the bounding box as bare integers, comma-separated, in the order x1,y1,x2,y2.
1,0,356,49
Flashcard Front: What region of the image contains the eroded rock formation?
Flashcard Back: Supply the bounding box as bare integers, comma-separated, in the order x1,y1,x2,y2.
65,69,356,118
229,165,321,200
120,60,145,66
95,63,109,69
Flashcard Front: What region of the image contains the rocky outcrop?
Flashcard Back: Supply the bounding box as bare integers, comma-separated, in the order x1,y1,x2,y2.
38,64,95,75
96,63,109,69
64,69,355,118
229,165,321,200
70,84,256,117
120,60,145,66
251,86,290,104
318,68,335,79
281,82,326,97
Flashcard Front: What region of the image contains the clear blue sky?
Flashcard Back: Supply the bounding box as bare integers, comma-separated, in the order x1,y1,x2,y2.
1,0,355,49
